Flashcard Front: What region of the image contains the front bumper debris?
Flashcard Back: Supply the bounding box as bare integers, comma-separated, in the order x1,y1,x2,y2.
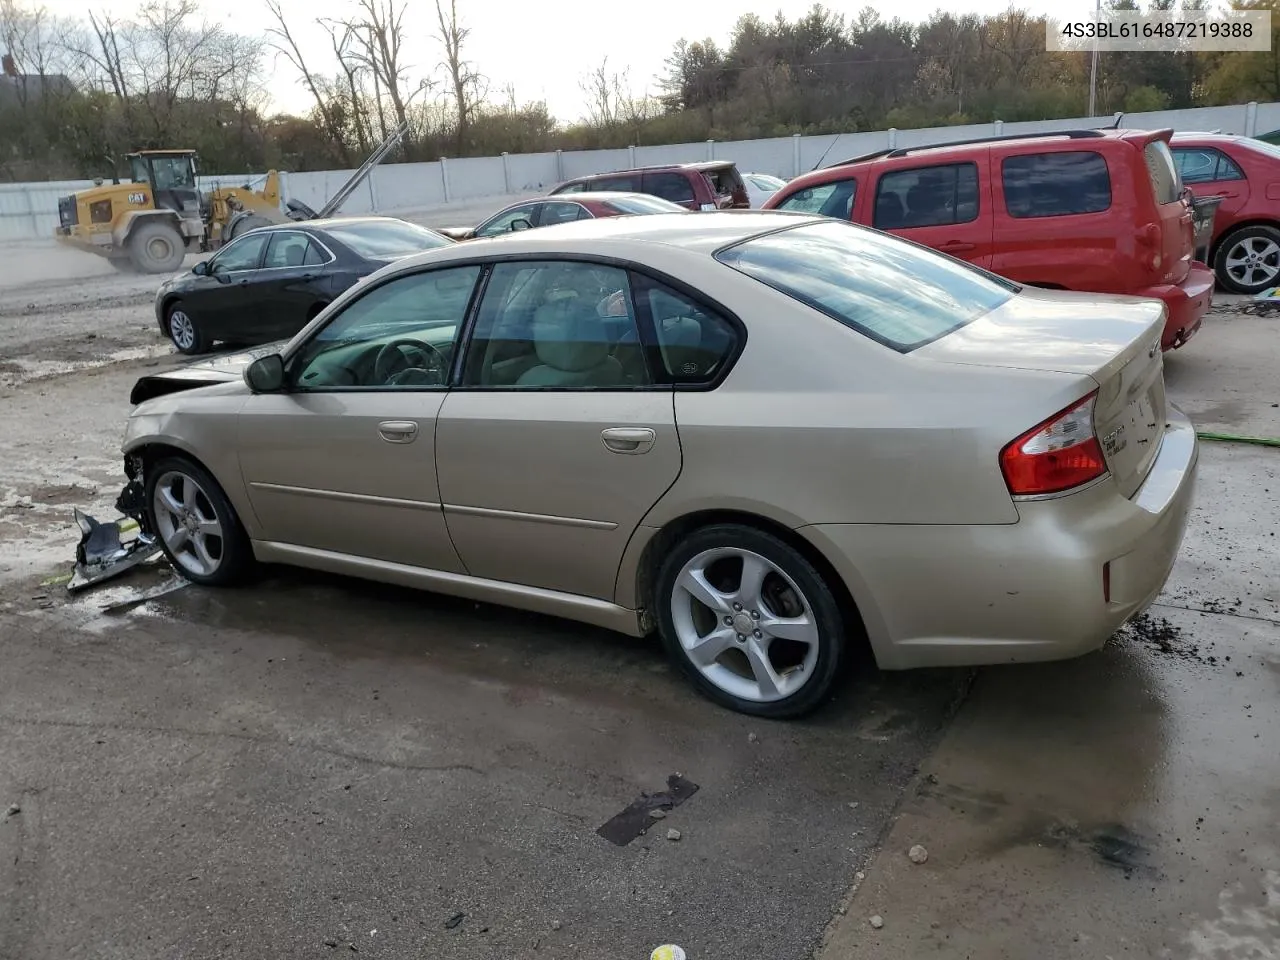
68,508,162,592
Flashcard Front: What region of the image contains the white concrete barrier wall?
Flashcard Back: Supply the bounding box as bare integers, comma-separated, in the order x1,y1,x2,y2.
1,99,1275,243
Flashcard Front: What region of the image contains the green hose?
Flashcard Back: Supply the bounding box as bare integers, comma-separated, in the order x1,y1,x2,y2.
1196,431,1280,448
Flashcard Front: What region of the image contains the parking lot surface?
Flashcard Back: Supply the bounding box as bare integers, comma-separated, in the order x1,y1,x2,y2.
1,229,1277,958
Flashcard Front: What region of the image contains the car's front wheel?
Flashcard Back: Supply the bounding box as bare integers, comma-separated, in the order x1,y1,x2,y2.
655,524,849,718
166,302,207,355
1214,224,1280,293
145,455,253,586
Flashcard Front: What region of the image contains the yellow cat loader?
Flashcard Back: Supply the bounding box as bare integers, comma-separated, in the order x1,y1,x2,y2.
54,123,408,274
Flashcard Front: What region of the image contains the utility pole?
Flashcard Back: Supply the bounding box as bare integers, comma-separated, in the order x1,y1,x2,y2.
1088,0,1101,116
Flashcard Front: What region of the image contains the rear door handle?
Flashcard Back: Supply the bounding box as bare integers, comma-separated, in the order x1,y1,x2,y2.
378,420,419,443
938,241,976,252
601,427,655,454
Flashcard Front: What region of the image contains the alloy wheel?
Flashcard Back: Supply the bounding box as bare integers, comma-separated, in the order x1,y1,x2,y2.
152,470,224,577
1224,236,1280,289
168,310,195,351
669,547,821,703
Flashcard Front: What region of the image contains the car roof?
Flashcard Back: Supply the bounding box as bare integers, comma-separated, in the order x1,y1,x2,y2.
515,191,667,203
381,210,819,268
1170,132,1248,145
274,216,442,234
565,160,737,180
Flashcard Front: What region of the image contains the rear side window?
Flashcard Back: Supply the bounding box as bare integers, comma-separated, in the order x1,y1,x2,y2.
1172,146,1244,184
643,172,696,205
592,174,640,192
1002,151,1112,218
775,179,857,219
704,166,744,195
1144,140,1183,204
874,163,978,229
716,219,1017,353
555,182,587,194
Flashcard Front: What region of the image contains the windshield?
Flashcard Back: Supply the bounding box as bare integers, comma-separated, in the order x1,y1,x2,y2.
716,219,1018,352
750,174,787,190
326,220,452,258
607,195,688,215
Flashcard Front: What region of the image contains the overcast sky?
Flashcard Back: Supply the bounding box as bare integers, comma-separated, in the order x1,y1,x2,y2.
42,0,1092,123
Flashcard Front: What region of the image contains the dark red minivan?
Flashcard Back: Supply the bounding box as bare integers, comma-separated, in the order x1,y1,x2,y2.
551,162,750,211
764,129,1213,351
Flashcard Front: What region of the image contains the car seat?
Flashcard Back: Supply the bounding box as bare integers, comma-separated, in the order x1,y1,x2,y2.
516,298,625,387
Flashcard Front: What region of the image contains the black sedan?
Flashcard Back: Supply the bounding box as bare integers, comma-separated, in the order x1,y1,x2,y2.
153,217,454,354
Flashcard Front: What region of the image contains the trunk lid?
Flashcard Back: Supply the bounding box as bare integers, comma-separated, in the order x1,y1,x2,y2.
917,287,1168,498
1127,130,1195,286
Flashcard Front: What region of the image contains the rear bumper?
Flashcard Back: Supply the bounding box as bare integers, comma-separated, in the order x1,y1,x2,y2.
800,407,1199,670
1135,263,1215,351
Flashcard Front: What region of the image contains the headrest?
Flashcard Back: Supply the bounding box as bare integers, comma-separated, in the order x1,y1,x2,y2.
531,298,611,372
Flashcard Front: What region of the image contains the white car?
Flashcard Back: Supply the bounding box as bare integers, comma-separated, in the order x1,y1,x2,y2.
742,173,788,208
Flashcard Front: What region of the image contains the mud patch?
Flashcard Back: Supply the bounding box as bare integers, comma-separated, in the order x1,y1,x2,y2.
1113,613,1213,664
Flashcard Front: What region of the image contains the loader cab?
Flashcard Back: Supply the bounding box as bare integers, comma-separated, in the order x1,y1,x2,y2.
128,150,205,219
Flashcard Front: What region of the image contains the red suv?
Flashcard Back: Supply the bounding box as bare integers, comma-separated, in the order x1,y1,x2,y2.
1170,133,1280,293
551,161,750,211
764,129,1213,351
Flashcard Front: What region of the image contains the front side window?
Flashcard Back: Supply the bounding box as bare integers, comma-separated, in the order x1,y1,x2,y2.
775,179,857,219
538,201,589,227
291,266,480,389
210,233,268,274
716,219,1016,353
1172,146,1245,184
129,157,149,184
476,204,538,237
644,172,697,205
1002,151,1113,218
874,163,979,229
460,261,642,389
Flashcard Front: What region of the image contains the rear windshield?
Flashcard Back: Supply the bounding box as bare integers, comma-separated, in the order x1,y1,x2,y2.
716,219,1017,352
607,195,688,214
326,220,453,257
1144,140,1183,205
703,165,745,195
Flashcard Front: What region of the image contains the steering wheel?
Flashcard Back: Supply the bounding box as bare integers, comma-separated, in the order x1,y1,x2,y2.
373,338,449,386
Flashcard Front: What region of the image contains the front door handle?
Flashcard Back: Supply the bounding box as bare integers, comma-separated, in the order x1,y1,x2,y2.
938,241,976,252
601,426,656,454
378,420,419,443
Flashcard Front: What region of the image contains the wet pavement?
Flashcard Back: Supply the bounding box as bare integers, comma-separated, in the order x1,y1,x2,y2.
0,258,1276,959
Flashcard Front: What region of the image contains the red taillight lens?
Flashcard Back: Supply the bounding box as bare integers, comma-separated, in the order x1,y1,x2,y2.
1000,392,1109,496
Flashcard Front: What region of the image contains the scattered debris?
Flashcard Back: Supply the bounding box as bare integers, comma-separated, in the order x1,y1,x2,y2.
323,940,338,949
67,508,163,592
648,808,667,820
5,804,20,818
1115,613,1209,663
747,732,759,743
596,774,699,847
869,915,885,930
666,828,682,842
908,844,929,864
444,912,465,930
847,801,859,810
650,946,687,960
550,920,562,931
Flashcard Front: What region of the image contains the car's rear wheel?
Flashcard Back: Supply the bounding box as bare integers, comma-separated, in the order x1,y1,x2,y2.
1214,224,1280,293
654,524,847,718
166,301,207,355
145,456,253,586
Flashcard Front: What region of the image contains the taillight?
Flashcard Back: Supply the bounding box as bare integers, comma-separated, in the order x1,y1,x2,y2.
1136,221,1163,273
999,392,1109,496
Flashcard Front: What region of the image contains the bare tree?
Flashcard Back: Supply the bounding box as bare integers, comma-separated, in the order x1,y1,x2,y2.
264,0,351,164
434,0,483,152
581,56,619,128
341,0,426,147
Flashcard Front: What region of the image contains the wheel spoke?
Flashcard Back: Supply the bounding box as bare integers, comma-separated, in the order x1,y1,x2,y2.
735,554,769,610
166,527,190,553
197,518,222,536
744,637,783,699
686,626,737,667
759,613,819,646
192,535,217,573
159,486,183,516
181,480,198,509
677,566,732,615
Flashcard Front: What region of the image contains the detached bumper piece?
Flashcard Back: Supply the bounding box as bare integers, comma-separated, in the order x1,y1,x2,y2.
68,508,162,593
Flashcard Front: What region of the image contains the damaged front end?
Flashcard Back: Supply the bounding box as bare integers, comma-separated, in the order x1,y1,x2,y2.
68,454,162,592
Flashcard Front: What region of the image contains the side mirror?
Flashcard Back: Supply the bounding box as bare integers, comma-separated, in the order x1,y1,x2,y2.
192,261,208,276
509,218,533,231
244,354,286,393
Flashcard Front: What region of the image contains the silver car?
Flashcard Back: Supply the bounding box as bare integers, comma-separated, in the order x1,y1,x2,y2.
117,212,1198,717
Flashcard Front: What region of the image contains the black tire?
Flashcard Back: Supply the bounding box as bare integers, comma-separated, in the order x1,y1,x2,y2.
165,301,208,355
144,455,254,587
128,220,186,274
1213,224,1280,294
654,524,848,719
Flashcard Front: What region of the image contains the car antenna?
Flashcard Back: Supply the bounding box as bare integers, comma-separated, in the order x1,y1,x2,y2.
810,134,842,172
